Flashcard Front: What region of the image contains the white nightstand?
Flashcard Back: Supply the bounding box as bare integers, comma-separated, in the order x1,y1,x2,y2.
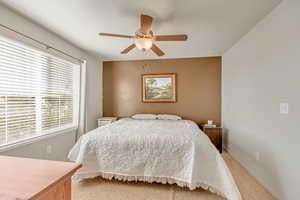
97,117,117,127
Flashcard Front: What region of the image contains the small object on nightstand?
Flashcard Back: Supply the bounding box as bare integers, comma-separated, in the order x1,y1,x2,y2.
203,124,217,128
203,120,216,128
199,124,223,153
97,117,117,127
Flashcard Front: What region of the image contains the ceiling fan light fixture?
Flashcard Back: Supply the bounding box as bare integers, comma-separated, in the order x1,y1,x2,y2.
99,14,187,56
134,37,153,51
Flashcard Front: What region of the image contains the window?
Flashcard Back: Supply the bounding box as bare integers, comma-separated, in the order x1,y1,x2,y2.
0,35,80,147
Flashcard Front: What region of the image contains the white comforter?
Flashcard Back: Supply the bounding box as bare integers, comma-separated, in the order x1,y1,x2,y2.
68,118,241,200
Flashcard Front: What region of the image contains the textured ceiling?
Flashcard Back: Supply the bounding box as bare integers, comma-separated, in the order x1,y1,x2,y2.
1,0,281,61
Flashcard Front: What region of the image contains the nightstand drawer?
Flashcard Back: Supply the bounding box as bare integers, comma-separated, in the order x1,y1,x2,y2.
98,120,112,127
200,125,222,153
97,117,117,127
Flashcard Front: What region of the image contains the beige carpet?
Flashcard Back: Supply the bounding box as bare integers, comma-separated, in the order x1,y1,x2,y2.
72,153,277,200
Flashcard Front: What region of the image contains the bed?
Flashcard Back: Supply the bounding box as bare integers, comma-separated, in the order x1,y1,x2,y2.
68,118,241,200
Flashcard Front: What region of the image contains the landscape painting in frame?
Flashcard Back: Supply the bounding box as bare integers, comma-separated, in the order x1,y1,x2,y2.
142,73,176,103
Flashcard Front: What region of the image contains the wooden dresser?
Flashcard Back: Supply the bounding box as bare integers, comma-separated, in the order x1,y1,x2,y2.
200,125,223,153
0,156,81,200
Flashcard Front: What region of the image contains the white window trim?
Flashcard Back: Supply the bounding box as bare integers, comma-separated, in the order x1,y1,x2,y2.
0,125,77,153
0,34,81,150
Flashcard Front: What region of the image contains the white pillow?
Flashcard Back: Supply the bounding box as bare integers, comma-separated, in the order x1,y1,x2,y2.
132,114,157,120
157,114,182,120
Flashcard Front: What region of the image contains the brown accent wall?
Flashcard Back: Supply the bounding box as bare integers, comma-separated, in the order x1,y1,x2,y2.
103,57,221,124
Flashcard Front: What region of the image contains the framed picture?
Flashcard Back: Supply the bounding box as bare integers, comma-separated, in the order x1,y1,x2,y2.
142,73,176,103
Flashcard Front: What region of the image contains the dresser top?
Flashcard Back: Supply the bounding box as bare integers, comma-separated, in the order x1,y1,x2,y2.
0,156,81,200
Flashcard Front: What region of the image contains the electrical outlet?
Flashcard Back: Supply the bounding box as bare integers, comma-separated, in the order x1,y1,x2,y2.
46,145,52,154
280,103,289,114
255,152,260,161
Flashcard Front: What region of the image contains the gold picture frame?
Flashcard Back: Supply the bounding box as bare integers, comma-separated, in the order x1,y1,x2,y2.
142,73,176,103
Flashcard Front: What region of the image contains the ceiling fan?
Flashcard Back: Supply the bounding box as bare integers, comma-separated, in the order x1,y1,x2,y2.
99,15,188,56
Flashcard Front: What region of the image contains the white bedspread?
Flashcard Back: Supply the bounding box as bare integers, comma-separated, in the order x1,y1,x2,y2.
68,118,241,200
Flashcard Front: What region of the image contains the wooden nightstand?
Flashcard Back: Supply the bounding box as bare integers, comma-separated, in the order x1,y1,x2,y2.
199,125,223,153
97,117,117,127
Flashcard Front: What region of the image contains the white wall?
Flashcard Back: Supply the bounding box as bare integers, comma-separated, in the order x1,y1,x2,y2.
222,0,300,199
86,59,103,132
0,4,103,161
0,130,77,161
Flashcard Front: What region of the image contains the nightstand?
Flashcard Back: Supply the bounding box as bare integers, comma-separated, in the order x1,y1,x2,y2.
199,125,223,153
97,117,117,127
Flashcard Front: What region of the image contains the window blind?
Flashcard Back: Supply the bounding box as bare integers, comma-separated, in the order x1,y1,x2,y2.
0,35,79,146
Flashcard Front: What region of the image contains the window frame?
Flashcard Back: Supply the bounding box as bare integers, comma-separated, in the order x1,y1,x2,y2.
0,34,80,150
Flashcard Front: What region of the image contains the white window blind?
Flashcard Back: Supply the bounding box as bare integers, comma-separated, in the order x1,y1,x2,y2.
0,35,80,146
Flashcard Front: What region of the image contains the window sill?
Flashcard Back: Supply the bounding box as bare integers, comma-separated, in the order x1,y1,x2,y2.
0,126,78,153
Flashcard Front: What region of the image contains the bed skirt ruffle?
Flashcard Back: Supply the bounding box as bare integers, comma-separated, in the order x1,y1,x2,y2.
73,171,226,198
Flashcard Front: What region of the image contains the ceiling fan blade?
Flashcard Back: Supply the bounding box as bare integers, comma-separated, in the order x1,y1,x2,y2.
141,15,153,35
155,34,188,41
121,44,136,54
151,44,165,56
99,33,134,39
